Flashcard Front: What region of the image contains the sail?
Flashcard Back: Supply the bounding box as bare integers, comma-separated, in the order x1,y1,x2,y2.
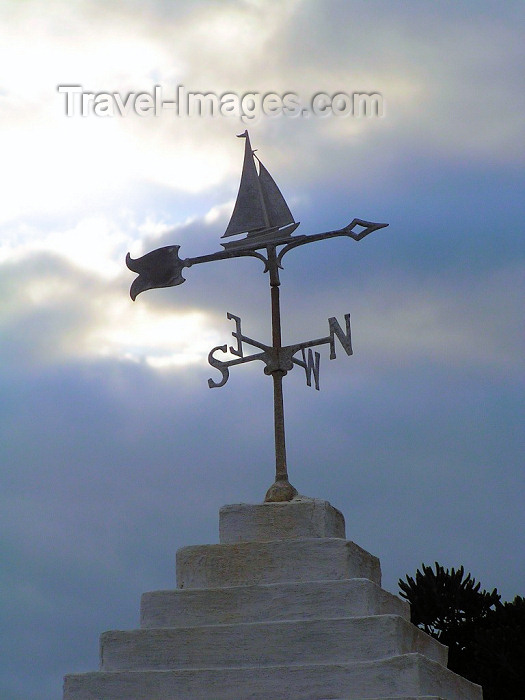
223,132,295,241
257,160,295,231
223,133,269,238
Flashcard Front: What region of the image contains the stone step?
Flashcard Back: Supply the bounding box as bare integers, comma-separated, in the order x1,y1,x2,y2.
219,499,346,543
141,578,409,628
63,653,482,699
176,537,381,589
100,615,447,671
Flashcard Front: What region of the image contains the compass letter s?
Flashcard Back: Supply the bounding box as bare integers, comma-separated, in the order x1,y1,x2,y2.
208,345,229,388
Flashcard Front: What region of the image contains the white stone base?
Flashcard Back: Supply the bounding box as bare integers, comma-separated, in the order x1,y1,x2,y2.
140,578,409,628
64,655,481,700
177,537,381,589
100,615,447,671
219,498,346,543
63,500,482,700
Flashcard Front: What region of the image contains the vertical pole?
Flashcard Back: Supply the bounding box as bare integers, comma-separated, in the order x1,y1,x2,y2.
264,246,297,502
271,285,288,483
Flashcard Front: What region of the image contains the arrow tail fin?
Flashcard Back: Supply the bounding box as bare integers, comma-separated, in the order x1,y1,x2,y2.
126,246,186,300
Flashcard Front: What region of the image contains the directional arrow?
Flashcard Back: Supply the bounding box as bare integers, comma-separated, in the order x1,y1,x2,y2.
126,218,387,300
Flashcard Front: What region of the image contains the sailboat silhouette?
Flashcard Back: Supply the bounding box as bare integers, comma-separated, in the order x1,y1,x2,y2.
221,131,299,250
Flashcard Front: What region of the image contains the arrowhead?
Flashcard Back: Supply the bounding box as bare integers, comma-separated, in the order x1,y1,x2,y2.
343,219,389,241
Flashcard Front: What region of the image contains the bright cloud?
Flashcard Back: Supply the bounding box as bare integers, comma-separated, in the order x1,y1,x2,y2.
0,251,224,371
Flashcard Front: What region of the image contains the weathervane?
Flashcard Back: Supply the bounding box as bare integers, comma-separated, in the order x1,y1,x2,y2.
127,131,388,502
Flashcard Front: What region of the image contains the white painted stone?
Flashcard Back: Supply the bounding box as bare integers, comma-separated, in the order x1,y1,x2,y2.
140,578,409,628
176,537,381,589
63,500,483,699
64,654,482,699
219,498,346,543
101,615,447,671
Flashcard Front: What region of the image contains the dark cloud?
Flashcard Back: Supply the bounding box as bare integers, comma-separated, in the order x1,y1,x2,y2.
1,338,522,699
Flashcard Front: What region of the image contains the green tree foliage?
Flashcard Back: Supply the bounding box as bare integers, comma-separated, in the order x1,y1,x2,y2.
399,563,525,700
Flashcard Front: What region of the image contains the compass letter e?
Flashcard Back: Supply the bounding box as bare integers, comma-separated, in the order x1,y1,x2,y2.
227,312,244,357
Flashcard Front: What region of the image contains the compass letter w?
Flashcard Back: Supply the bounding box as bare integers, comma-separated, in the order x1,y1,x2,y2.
300,348,321,390
328,314,352,359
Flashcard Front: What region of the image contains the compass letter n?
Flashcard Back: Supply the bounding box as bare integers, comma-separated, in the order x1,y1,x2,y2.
328,314,352,359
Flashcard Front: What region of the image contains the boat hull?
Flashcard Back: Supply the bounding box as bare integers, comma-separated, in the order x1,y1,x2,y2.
221,222,300,251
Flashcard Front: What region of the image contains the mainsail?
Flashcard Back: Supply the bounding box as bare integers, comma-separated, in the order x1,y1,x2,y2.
222,131,298,247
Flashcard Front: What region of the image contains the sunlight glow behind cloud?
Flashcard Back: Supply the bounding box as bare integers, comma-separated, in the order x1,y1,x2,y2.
88,301,218,369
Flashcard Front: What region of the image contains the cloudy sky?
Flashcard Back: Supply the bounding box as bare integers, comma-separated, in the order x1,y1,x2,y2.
1,1,524,698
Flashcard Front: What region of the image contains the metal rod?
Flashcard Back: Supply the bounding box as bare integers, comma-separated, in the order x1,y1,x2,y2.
271,285,288,483
268,247,287,482
264,247,297,501
272,371,288,482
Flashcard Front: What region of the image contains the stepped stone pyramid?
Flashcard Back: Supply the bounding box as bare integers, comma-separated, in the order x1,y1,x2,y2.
63,498,482,699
